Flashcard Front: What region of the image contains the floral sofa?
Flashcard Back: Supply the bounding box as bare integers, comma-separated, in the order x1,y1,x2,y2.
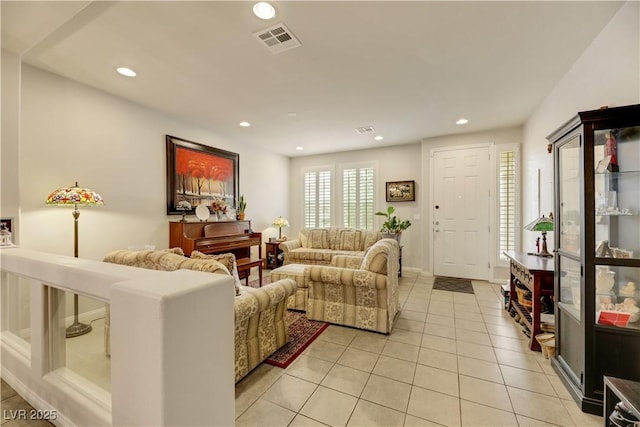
280,227,382,266
102,248,296,383
277,227,382,311
304,238,400,333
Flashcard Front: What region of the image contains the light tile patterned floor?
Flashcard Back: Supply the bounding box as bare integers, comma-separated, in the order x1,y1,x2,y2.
235,271,604,427
2,271,605,426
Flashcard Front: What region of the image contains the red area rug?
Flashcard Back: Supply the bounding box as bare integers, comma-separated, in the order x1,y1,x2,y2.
265,310,329,369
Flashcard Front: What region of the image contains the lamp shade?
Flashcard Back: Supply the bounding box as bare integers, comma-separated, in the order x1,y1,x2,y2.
46,182,104,207
524,215,554,232
272,216,289,228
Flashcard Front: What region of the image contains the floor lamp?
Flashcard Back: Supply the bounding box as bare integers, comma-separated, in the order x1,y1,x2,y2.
46,182,104,338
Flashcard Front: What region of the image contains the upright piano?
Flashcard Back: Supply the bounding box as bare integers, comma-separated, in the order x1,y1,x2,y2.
169,220,263,283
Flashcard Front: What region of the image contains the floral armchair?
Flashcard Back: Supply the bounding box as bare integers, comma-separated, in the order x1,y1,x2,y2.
304,238,400,334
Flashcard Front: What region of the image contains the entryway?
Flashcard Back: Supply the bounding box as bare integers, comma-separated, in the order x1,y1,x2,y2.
431,145,491,281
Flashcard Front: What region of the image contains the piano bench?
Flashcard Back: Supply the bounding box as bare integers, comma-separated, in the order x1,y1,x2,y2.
237,258,264,286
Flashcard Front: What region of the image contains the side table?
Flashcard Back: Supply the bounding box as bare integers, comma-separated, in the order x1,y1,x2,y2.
603,376,640,427
265,241,284,269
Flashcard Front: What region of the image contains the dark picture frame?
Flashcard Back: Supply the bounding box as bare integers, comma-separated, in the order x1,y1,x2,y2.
166,135,239,215
385,180,416,202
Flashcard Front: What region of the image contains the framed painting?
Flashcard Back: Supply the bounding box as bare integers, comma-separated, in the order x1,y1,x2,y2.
166,135,239,215
386,180,415,202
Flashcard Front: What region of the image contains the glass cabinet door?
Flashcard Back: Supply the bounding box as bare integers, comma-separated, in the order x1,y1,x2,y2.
558,135,581,255
594,126,640,330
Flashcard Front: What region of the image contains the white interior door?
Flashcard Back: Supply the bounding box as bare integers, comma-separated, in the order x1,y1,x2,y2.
432,146,490,280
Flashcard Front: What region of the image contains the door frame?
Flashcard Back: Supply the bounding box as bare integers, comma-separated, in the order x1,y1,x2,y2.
428,143,497,280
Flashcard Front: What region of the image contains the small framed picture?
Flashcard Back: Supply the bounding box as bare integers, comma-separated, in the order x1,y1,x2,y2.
269,237,277,243
386,180,416,202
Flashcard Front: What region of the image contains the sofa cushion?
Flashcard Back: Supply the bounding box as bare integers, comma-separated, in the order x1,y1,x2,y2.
336,229,362,251
361,244,388,275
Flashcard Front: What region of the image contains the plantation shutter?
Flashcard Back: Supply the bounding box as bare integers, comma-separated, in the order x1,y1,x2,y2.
342,165,375,229
499,150,516,258
304,169,332,228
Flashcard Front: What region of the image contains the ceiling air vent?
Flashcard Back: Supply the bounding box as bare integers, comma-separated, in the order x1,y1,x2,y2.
253,23,301,54
355,126,376,135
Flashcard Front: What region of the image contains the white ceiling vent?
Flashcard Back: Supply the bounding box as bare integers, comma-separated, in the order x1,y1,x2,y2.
355,126,376,134
253,23,301,54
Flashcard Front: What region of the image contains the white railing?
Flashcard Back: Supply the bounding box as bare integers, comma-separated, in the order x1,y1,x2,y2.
0,247,234,426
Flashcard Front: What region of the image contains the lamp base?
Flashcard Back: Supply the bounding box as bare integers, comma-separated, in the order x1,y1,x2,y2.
528,231,553,258
66,321,92,338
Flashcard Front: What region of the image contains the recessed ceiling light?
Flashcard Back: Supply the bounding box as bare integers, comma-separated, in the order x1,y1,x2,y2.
295,146,304,151
374,136,384,141
288,112,297,117
116,67,136,77
253,2,276,19
456,118,469,125
239,121,251,127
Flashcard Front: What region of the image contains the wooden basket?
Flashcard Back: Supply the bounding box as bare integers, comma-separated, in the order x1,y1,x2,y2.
516,288,532,309
535,333,556,359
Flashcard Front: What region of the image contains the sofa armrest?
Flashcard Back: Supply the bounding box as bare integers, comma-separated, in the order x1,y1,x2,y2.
331,255,364,269
305,266,386,288
240,278,297,308
234,277,296,323
279,240,301,253
234,292,260,324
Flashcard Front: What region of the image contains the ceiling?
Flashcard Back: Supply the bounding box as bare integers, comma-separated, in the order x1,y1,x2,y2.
1,1,625,157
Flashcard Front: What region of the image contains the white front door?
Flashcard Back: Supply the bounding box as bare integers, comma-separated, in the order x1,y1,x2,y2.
432,146,490,280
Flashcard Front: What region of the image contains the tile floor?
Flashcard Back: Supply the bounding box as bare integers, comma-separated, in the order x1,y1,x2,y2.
3,271,604,426
235,271,604,427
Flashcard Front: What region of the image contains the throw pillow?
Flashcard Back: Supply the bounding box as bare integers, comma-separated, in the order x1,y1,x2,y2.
308,229,329,249
336,229,361,251
163,247,185,256
191,251,242,295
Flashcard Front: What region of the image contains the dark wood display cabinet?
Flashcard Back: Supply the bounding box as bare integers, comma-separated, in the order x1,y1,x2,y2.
549,104,640,415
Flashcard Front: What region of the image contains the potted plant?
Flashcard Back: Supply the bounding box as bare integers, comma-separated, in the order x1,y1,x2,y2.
375,206,411,243
237,195,247,220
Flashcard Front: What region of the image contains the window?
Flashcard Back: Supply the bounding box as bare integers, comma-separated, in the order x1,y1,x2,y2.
342,165,375,229
498,149,517,260
303,168,332,228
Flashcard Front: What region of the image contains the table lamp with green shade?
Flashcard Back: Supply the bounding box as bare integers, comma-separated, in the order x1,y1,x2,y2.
525,213,554,257
46,182,104,337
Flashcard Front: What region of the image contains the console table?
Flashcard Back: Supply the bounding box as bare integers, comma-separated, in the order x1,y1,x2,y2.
504,251,554,351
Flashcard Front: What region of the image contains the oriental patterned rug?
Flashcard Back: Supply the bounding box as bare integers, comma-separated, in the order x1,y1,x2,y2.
265,311,329,369
433,276,475,294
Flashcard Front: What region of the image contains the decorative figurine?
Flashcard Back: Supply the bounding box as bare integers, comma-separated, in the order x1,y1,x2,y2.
604,131,619,172
599,296,615,311
620,281,637,297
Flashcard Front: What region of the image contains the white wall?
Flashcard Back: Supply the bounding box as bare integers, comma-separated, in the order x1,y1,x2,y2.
17,65,289,261
522,1,640,253
289,143,423,270
1,50,21,242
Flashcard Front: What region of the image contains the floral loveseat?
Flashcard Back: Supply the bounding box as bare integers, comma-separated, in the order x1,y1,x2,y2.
280,227,382,266
276,227,382,311
305,238,400,333
102,248,296,383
